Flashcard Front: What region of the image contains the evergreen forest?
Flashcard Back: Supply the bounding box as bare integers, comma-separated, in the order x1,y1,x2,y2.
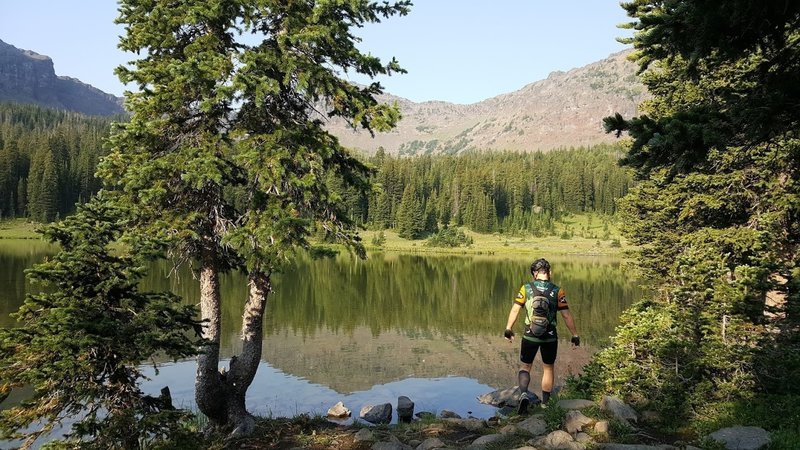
0,101,633,236
0,103,117,222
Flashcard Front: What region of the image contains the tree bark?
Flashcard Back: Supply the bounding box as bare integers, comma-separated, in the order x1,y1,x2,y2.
194,257,271,437
225,270,271,437
195,250,227,425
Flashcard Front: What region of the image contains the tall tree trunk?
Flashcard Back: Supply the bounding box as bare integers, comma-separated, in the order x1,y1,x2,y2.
195,258,271,438
225,270,271,437
195,250,227,425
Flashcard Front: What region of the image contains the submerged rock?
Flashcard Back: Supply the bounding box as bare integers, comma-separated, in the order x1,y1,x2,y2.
397,396,414,423
478,386,540,407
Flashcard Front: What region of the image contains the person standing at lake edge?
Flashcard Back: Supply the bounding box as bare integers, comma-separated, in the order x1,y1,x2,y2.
503,258,580,413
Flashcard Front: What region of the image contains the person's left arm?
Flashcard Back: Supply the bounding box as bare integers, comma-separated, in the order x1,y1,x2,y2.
557,287,580,345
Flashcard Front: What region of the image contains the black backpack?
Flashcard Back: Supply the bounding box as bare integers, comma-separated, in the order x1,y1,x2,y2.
524,283,555,337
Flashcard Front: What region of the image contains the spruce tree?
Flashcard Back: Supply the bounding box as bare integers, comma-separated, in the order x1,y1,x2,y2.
0,198,202,449
587,0,800,425
102,0,408,436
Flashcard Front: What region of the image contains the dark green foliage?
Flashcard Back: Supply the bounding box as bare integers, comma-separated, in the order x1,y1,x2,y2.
580,0,800,437
396,183,426,239
0,198,202,449
0,103,115,222
359,146,633,238
425,227,473,248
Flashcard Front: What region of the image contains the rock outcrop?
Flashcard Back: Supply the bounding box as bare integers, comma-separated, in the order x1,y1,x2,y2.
0,39,125,116
317,393,771,449
325,49,647,155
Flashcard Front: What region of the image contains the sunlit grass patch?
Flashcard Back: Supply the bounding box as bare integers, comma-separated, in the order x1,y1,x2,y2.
0,219,41,239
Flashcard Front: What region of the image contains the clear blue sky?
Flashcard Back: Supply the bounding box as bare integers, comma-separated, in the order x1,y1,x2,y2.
0,1,632,105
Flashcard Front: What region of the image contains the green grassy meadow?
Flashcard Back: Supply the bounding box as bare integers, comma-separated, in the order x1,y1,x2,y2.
362,213,627,256
0,213,629,256
0,219,41,240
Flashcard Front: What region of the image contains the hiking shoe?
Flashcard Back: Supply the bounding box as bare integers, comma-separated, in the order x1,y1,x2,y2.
517,392,530,415
539,402,549,410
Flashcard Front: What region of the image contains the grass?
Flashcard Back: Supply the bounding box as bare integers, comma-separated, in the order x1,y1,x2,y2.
689,395,800,450
363,213,628,256
1,213,630,256
0,219,41,239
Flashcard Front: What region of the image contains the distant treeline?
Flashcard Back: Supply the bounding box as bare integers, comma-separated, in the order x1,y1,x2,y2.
336,145,633,238
0,103,117,222
0,102,632,233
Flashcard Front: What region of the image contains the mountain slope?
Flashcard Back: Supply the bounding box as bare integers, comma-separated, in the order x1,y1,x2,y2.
0,39,125,116
328,49,645,155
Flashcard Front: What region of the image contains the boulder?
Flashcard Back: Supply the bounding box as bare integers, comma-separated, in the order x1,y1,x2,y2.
478,386,540,407
558,399,595,410
443,417,486,431
594,420,609,434
468,433,506,448
517,415,548,436
533,430,584,450
397,396,415,423
354,428,376,442
496,405,516,418
564,410,594,434
500,424,518,434
327,401,351,418
415,411,436,420
708,426,771,450
575,432,592,444
439,409,461,419
600,396,638,424
416,437,446,450
360,403,393,424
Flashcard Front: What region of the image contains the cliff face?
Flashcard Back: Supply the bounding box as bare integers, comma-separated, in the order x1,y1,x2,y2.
327,49,647,155
0,39,125,116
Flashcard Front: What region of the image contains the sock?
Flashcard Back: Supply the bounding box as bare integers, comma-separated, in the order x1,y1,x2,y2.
542,390,551,404
518,370,530,394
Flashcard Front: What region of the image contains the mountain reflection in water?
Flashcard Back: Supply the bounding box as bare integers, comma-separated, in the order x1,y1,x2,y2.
0,243,641,420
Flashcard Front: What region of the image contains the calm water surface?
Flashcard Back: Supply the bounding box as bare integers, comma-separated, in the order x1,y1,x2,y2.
0,239,641,423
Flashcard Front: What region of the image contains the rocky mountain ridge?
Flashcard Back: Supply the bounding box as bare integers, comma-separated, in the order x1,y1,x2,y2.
327,49,646,155
0,38,644,151
0,39,125,116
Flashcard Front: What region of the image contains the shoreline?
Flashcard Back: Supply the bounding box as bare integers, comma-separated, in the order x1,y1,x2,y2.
0,214,630,258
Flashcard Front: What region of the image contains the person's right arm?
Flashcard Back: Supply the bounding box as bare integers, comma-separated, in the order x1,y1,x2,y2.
505,303,522,341
505,285,526,341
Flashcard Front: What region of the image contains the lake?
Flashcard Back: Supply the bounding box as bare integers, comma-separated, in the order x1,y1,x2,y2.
0,239,641,424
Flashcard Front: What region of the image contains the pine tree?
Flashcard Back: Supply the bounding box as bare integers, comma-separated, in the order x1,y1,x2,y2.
0,198,202,449
396,183,425,239
101,0,409,436
586,0,800,424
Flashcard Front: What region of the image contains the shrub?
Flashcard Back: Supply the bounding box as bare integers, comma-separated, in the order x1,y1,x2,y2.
426,228,473,248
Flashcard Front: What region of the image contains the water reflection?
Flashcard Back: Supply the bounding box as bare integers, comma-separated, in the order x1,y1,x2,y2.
0,241,641,422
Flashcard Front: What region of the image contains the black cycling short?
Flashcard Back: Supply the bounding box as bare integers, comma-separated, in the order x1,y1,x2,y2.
520,338,558,365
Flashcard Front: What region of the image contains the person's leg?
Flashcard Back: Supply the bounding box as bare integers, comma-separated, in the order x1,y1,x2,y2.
518,339,539,414
540,340,558,405
541,363,554,403
518,362,532,393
